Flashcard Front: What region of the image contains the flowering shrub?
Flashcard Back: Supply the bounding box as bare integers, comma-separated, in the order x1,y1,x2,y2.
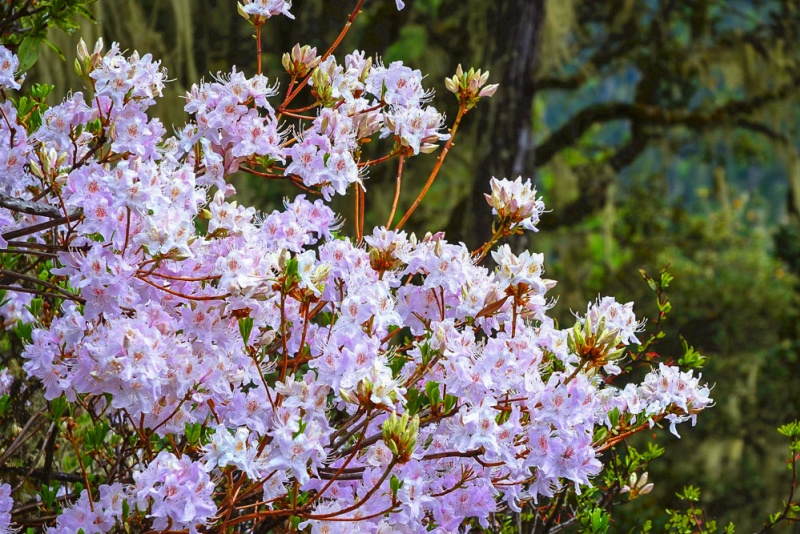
0,1,715,532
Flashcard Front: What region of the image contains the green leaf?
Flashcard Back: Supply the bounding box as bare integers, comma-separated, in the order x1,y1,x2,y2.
31,83,54,100
390,474,402,496
405,387,426,415
284,257,299,291
25,297,43,318
75,6,98,23
292,418,307,439
444,394,458,413
185,422,203,445
43,39,66,61
39,484,60,509
643,441,666,461
608,407,621,427
17,37,41,73
594,426,608,443
640,269,658,292
425,381,440,406
14,96,33,117
85,420,110,450
50,396,68,420
15,321,34,344
580,506,611,534
678,336,706,369
54,18,80,33
238,316,254,346
676,484,701,502
777,420,800,438
0,395,10,417
389,352,407,376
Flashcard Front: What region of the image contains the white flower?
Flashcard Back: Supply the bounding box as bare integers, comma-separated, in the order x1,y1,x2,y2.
0,46,22,90
585,296,645,345
203,424,263,480
485,176,545,231
240,0,294,20
492,244,549,294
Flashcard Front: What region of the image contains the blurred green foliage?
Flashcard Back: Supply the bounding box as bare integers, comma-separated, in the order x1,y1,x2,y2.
568,177,800,531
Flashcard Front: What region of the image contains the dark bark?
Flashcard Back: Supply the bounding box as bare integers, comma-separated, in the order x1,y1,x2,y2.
446,0,545,250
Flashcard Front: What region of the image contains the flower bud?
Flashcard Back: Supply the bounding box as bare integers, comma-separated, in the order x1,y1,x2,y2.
568,313,625,369
76,39,90,63
338,389,356,404
445,64,498,110
382,411,419,463
419,143,439,154
29,160,44,180
621,472,655,498
283,44,320,78
479,84,499,98
357,56,373,84
237,2,251,21
77,38,105,77
311,66,334,105
277,249,290,271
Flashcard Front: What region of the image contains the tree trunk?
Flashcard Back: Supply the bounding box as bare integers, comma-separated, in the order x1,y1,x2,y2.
446,0,545,251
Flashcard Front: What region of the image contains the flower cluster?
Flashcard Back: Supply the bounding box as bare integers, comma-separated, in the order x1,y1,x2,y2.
0,45,21,90
0,2,711,532
133,452,217,533
239,0,294,22
47,484,127,534
638,363,714,436
0,483,12,533
485,176,546,232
